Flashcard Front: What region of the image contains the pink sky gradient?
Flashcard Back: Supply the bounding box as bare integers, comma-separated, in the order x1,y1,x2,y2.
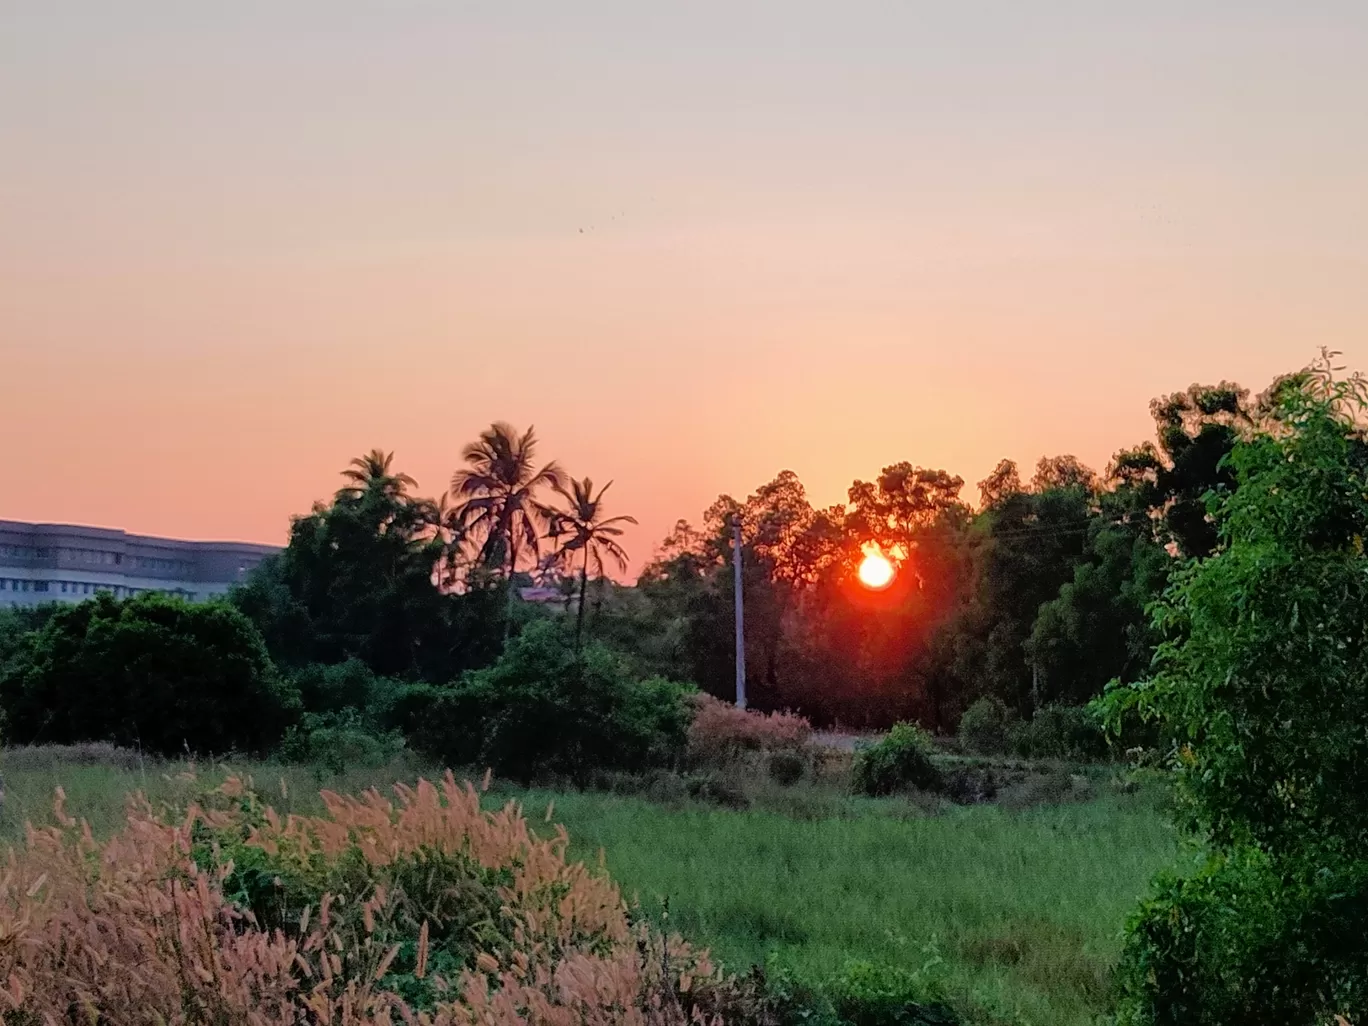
3,4,1366,571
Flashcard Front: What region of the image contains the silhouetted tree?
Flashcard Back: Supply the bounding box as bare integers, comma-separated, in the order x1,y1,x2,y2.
550,477,637,647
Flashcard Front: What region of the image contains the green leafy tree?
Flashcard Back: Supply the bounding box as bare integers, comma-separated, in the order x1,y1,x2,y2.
0,593,298,755
549,477,637,647
1144,382,1253,557
1025,518,1169,707
976,458,1023,510
940,468,1095,717
1030,454,1097,494
234,453,497,682
1100,354,1368,1025
407,620,695,782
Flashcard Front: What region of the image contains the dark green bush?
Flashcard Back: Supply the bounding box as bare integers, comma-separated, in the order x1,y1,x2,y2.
1010,705,1107,761
1114,848,1368,1026
956,697,1015,755
0,606,58,672
825,961,959,1026
288,658,403,717
0,593,298,755
852,723,941,796
408,621,695,782
758,960,959,1026
278,709,406,772
768,749,807,786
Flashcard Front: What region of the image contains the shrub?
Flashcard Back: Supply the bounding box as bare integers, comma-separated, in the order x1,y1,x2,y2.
1010,705,1107,762
768,749,807,786
825,960,959,1026
278,709,406,772
288,657,403,718
956,697,1015,755
852,723,941,796
0,593,299,756
687,693,813,766
410,621,695,782
1114,848,1368,1025
761,959,959,1026
0,773,719,1024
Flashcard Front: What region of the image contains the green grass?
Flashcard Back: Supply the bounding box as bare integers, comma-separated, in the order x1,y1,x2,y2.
507,786,1182,1026
0,749,1183,1026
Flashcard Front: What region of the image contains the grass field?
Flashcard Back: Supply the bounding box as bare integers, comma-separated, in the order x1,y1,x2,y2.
0,747,1184,1026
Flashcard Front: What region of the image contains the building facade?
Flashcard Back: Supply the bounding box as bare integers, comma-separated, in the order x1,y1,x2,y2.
0,519,280,608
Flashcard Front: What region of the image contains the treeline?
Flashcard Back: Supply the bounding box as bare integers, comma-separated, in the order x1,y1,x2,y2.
0,368,1308,762
0,424,692,778
607,378,1262,728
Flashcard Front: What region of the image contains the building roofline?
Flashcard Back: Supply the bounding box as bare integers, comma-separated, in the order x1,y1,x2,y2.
0,519,281,554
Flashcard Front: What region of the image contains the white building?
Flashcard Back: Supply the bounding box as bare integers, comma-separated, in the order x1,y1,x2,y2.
0,519,280,608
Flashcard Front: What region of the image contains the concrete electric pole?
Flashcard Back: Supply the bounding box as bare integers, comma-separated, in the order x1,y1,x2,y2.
733,514,747,709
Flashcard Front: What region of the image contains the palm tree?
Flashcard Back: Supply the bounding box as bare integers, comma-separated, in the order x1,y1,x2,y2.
450,423,564,631
341,449,417,499
418,492,460,590
551,477,637,647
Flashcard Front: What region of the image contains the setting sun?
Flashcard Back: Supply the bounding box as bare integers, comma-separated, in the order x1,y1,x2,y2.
858,549,895,590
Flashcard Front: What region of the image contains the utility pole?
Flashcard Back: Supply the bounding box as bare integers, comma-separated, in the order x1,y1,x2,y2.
733,514,747,709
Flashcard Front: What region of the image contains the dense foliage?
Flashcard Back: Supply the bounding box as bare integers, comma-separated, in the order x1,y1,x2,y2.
851,723,941,796
405,620,696,782
230,464,504,684
1100,357,1368,1024
0,593,297,755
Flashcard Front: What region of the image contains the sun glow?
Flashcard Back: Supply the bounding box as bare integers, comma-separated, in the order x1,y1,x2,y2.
858,546,895,590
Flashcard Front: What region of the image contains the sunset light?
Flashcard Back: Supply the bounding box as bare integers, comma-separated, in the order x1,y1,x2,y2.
858,548,895,590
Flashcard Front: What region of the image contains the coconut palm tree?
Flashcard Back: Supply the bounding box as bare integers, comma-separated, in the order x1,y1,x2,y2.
550,477,637,647
450,424,564,631
417,491,462,590
341,449,417,499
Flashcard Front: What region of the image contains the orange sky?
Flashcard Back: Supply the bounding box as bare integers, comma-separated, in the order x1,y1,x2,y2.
3,4,1366,573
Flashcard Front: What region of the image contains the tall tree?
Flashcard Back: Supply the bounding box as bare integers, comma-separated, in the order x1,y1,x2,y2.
1030,454,1097,494
550,477,638,647
450,423,564,634
1148,382,1252,557
340,449,417,499
977,459,1023,510
233,455,500,682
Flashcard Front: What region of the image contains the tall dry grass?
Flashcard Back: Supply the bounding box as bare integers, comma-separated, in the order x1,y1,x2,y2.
0,772,722,1025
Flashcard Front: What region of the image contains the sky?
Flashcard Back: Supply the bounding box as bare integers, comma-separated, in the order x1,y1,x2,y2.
3,2,1367,573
